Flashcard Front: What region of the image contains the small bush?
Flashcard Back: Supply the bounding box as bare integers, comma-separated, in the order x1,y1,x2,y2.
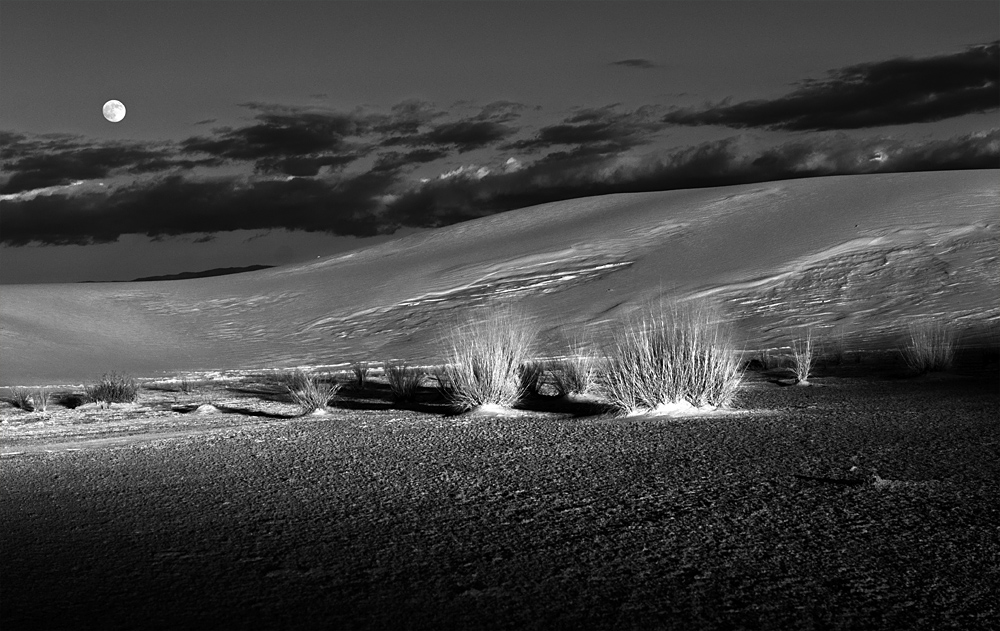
350,361,370,390
442,303,537,411
550,352,599,397
790,334,814,384
86,372,139,405
601,300,742,414
284,370,340,413
384,362,424,402
11,387,33,411
902,320,954,374
33,387,49,412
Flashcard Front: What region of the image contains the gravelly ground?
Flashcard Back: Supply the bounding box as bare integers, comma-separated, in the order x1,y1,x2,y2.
1,375,998,630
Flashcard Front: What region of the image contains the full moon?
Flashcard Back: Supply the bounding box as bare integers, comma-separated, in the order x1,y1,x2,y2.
102,100,126,122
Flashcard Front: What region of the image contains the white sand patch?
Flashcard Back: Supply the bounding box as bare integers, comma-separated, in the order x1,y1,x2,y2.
626,401,739,418
562,392,604,404
193,404,221,414
460,404,534,418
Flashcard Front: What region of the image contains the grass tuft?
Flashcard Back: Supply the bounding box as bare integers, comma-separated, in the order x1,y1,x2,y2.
550,351,599,397
790,333,814,384
33,387,49,412
384,362,425,402
283,370,340,413
601,299,742,414
902,320,954,374
442,303,537,411
11,387,34,411
350,361,370,390
86,372,139,405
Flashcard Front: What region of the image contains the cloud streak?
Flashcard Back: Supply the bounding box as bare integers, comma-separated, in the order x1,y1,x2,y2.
509,105,664,152
611,59,657,69
663,42,1000,130
0,132,208,195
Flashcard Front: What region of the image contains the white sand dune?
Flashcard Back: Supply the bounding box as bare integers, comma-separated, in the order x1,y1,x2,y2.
2,170,997,385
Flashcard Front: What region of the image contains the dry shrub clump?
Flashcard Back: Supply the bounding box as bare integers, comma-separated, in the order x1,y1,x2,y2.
790,333,814,385
550,350,599,397
350,361,370,390
442,303,537,411
902,320,955,374
11,387,34,411
32,387,49,412
602,300,742,414
86,372,139,405
283,370,340,413
384,362,425,402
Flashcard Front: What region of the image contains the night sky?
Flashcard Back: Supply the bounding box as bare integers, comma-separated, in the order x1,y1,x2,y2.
1,1,997,283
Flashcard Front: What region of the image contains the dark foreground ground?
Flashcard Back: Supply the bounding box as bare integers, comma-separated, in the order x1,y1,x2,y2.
2,375,998,630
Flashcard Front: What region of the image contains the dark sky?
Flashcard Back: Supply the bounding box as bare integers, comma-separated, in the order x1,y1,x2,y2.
1,1,997,282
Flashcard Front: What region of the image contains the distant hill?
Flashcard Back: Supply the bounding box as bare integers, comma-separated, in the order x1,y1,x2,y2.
79,265,274,283
5,170,997,384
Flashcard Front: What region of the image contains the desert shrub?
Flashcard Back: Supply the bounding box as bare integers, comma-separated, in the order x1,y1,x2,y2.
902,320,954,374
178,377,193,394
601,300,742,414
33,387,49,412
550,352,599,397
283,370,340,413
518,360,546,397
384,362,424,402
86,372,139,405
442,303,537,411
350,361,370,390
11,387,33,411
790,334,814,384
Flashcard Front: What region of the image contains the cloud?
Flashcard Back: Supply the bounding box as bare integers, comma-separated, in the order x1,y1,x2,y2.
475,101,528,123
0,171,401,246
663,41,1000,130
373,149,450,173
509,105,664,151
611,59,657,69
0,133,204,195
379,103,522,151
422,120,516,152
366,99,447,136
180,104,367,174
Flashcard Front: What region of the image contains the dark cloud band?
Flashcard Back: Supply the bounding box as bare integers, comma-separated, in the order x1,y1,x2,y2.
663,42,999,130
3,128,995,246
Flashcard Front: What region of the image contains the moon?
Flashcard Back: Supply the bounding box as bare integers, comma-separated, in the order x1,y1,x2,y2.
102,100,126,123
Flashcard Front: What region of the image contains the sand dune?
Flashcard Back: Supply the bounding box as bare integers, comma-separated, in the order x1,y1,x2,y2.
2,170,997,385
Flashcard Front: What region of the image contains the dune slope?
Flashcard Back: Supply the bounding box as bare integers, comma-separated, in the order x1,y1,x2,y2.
2,170,997,385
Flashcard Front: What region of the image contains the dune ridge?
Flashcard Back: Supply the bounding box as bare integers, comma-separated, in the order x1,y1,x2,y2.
2,170,997,385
